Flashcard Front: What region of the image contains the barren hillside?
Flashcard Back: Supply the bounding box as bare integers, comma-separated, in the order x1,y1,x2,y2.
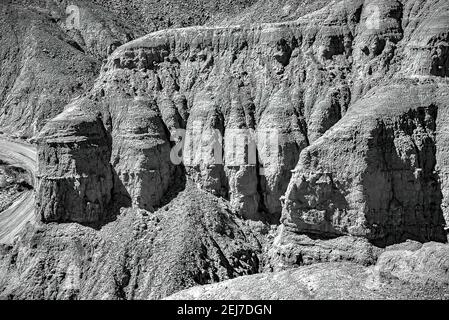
0,0,448,300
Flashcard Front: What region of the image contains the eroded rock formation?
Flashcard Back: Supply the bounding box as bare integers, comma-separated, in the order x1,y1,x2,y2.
0,186,261,299
35,102,114,225
167,241,449,300
1,0,449,300
282,83,449,246
35,0,449,234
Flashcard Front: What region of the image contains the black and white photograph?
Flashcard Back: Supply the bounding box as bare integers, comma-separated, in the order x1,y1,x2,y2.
0,0,448,308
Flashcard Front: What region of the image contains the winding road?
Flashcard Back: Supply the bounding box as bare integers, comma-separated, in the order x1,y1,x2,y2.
0,137,37,244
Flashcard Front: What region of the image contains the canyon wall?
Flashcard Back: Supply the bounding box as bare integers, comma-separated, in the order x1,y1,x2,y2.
0,0,143,137
37,0,449,242
1,0,449,300
35,102,114,225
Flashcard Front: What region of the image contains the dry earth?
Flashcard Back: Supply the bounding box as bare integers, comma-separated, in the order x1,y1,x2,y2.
0,0,448,300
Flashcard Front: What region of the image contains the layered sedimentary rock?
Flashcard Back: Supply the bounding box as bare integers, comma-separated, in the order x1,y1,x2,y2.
0,0,142,137
36,0,361,223
280,0,449,246
34,0,449,234
35,102,114,225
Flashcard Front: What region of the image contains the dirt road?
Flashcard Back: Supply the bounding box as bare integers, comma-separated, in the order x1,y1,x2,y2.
0,138,37,244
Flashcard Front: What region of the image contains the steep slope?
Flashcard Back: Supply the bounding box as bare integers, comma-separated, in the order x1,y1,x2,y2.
0,186,261,299
0,0,144,137
1,0,449,300
90,0,258,33
209,0,335,26
36,0,360,225
281,0,449,246
282,82,449,247
36,0,449,232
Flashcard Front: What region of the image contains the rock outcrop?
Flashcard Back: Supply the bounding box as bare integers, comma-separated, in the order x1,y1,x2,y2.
282,82,449,246
265,225,383,271
35,0,449,234
0,0,144,137
35,102,114,226
1,0,449,300
373,241,449,288
36,0,361,223
0,160,33,213
279,0,449,246
0,186,261,299
167,242,449,299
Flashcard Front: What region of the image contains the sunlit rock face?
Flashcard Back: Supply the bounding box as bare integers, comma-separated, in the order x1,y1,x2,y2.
35,0,449,237
282,83,448,246
36,102,114,226
0,1,141,138
1,0,449,302
279,0,449,246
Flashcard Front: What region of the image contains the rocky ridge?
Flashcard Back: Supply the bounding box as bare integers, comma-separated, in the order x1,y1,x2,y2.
0,0,448,300
0,160,32,212
37,0,449,234
0,0,145,137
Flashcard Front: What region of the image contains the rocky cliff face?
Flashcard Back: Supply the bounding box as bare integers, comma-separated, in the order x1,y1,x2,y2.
282,82,449,246
37,0,358,223
35,102,114,226
280,0,449,246
0,0,142,137
1,0,449,300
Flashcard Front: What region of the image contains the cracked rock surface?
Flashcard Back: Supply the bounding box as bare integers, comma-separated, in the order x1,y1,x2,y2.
0,0,448,300
0,186,261,299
